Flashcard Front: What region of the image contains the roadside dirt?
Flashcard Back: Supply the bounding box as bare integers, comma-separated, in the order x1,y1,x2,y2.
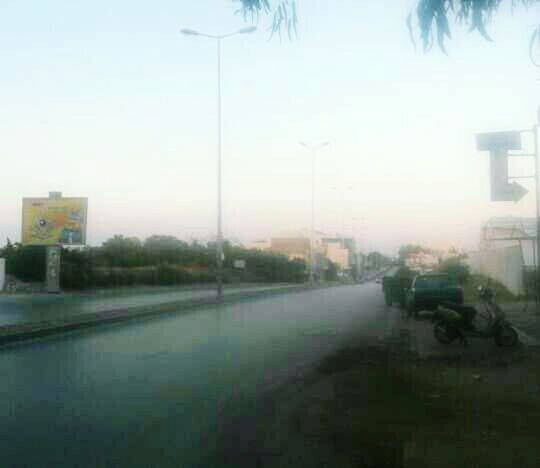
219,308,540,468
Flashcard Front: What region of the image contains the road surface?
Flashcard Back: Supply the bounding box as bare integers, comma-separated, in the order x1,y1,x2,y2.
0,282,389,467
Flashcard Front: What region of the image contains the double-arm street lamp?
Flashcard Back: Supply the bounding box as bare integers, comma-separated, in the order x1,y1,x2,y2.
181,26,257,300
299,141,331,285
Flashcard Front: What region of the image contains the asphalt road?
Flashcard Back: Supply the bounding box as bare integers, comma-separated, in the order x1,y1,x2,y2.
0,282,388,467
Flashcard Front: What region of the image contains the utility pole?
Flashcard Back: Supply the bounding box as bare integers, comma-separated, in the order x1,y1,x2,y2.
181,26,257,301
534,121,540,302
299,141,331,285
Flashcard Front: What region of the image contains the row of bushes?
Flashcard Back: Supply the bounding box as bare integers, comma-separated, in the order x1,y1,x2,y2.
0,237,309,290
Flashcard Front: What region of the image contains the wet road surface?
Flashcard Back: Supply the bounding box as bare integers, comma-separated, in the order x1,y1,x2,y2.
0,282,387,467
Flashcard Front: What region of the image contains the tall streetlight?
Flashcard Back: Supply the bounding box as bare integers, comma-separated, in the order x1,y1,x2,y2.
299,141,331,285
181,26,257,301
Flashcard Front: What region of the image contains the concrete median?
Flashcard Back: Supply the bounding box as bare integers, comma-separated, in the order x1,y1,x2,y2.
0,283,336,347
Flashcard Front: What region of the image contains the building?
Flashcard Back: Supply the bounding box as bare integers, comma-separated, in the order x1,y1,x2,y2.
478,217,536,266
269,236,311,262
467,217,537,295
321,237,357,274
405,252,439,271
246,239,271,251
248,230,365,280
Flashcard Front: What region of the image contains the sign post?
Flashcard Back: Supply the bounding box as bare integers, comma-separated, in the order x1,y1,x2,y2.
476,119,540,302
45,245,61,293
475,131,528,203
0,258,5,292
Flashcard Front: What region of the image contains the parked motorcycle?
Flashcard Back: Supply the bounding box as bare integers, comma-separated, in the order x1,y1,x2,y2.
433,285,518,347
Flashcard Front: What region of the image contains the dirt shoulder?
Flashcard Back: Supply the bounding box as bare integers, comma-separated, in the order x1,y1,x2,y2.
248,310,540,468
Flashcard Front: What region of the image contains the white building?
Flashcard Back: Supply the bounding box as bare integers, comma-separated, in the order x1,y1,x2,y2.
467,217,537,295
478,217,536,266
405,252,439,271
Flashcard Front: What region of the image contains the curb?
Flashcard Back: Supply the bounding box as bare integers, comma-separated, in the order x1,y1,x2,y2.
0,283,346,347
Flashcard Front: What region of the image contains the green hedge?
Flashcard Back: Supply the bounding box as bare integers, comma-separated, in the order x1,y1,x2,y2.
1,237,308,290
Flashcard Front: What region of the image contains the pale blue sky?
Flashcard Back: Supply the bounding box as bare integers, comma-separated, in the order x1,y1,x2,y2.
1,0,539,254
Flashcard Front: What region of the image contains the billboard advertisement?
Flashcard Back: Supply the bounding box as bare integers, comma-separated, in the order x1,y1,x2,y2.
22,197,88,246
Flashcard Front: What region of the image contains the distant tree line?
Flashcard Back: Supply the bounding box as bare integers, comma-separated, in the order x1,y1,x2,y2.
366,251,392,270
398,244,433,262
0,235,308,290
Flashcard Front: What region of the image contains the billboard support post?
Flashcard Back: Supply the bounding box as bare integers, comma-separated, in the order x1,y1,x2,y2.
0,258,5,292
45,245,61,294
533,123,539,304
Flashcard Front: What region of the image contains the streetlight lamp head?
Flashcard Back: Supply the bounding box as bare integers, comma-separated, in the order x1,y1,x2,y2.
299,142,307,147
181,28,200,36
322,141,331,147
238,26,257,34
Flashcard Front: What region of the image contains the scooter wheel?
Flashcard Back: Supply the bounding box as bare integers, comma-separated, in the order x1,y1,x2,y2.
434,321,455,344
495,325,519,347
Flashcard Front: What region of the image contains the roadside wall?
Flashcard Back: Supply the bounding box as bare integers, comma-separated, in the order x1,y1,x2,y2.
467,245,524,295
0,258,5,291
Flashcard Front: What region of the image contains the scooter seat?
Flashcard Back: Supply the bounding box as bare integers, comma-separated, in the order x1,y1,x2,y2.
440,301,477,315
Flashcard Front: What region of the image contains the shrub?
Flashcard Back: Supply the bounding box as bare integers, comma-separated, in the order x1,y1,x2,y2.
439,257,470,285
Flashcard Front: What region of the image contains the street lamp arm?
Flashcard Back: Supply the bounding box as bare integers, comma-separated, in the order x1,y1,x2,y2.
299,141,331,151
181,27,257,40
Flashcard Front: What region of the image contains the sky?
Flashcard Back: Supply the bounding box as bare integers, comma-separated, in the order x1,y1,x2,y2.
1,0,539,255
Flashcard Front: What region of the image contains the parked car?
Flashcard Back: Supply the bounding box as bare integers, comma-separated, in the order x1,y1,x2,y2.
375,277,382,284
405,273,464,318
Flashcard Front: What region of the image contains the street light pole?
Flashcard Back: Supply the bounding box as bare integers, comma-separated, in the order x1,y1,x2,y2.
534,122,540,302
299,141,330,286
181,26,257,301
216,36,223,300
311,146,315,285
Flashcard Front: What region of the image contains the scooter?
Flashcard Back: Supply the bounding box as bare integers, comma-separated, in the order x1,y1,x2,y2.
433,286,518,347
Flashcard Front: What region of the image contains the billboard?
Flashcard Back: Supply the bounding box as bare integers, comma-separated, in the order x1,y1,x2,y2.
22,197,88,246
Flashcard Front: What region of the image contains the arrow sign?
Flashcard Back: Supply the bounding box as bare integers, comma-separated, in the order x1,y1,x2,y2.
491,180,528,203
510,181,528,203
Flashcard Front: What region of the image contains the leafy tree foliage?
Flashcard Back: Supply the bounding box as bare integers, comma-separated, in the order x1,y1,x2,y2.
438,256,471,284
367,251,392,269
239,0,298,38
398,244,432,262
237,0,539,56
325,260,339,281
0,240,46,283
409,0,538,53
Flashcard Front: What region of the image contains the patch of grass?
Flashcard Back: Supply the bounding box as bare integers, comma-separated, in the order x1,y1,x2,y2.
463,273,521,303
311,345,540,467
